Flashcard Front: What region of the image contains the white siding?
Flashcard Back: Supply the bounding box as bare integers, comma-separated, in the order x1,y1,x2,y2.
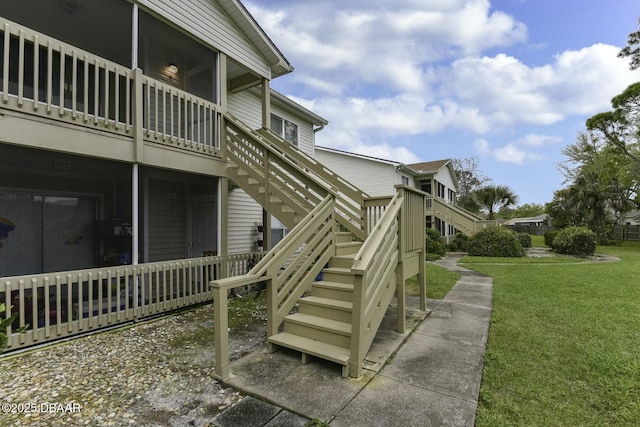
228,188,262,254
147,179,187,261
137,0,271,78
227,90,315,157
434,169,456,195
314,150,396,197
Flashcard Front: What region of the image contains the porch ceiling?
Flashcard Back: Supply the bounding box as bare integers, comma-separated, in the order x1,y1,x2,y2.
0,0,253,81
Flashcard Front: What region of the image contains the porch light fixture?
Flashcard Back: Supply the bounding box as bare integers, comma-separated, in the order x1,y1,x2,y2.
168,63,178,74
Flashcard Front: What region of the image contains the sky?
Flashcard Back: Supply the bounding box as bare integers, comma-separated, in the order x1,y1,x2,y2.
245,0,639,206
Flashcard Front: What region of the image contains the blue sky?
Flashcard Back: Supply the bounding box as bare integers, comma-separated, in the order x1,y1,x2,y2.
246,0,639,205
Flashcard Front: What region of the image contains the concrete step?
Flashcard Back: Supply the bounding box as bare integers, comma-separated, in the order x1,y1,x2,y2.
283,313,351,348
298,296,353,323
267,332,350,377
311,281,354,302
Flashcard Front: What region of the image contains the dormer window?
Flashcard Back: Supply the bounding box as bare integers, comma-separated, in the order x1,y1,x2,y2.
271,114,298,147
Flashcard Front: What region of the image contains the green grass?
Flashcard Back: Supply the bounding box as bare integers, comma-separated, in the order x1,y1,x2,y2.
406,262,460,300
465,241,640,426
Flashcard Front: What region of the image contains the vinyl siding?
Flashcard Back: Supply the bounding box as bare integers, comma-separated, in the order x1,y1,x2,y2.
227,187,262,254
227,90,315,157
147,179,187,261
314,150,396,197
137,0,271,79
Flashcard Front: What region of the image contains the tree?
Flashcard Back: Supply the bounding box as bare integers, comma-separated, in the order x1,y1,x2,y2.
558,132,638,228
506,203,546,219
618,18,640,70
467,185,519,220
452,157,490,201
586,82,640,170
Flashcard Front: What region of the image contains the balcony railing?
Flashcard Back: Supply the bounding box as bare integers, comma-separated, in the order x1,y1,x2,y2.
1,252,264,352
0,16,221,157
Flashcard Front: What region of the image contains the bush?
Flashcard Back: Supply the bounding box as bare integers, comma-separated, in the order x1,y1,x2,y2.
517,233,532,248
452,233,469,252
552,226,596,256
544,230,559,248
468,227,524,257
446,242,458,252
426,228,446,256
425,252,443,261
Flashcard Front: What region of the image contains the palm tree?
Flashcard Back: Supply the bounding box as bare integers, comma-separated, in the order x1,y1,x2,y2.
470,185,519,220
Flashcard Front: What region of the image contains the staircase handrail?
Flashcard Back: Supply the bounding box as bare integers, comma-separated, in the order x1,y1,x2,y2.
428,194,485,221
210,195,335,379
225,113,369,240
349,189,403,377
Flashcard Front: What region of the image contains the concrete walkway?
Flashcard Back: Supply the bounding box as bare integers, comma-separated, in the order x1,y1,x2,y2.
212,253,492,427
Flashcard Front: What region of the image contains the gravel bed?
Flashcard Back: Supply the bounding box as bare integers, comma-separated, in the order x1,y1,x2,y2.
0,301,267,426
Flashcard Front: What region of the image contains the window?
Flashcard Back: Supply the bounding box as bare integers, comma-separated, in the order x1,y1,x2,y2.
271,114,298,146
0,191,97,276
401,176,409,186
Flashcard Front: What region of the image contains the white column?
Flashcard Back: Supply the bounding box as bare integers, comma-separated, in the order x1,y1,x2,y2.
132,164,139,265
131,4,139,69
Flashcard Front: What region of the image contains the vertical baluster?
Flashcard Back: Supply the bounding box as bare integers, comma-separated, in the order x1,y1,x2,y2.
125,70,131,129
17,29,24,106
59,44,65,116
30,279,37,342
46,41,53,113
55,275,62,336
114,66,120,129
66,274,73,334
33,35,39,110
103,63,109,125
106,269,113,324
170,88,175,142
77,272,84,330
2,24,9,103
44,276,50,338
154,82,159,139
83,55,89,122
97,270,103,326
87,271,93,328
93,58,99,125
71,50,77,118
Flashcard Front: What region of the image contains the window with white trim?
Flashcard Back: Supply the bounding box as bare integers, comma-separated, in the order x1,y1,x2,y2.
271,114,298,147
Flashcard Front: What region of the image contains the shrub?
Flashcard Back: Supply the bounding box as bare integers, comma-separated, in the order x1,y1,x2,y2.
544,230,559,248
468,227,524,257
426,228,446,256
452,233,469,252
552,226,596,256
446,242,458,252
425,252,442,261
517,233,532,248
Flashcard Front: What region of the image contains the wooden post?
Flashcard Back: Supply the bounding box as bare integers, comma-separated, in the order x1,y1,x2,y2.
349,272,365,378
213,285,229,380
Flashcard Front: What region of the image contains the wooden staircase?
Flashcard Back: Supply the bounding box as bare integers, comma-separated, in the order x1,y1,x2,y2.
268,231,360,377
211,113,426,379
427,196,496,235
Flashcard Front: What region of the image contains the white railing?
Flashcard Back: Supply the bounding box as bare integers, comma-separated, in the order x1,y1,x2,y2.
0,252,263,352
142,74,221,154
0,16,221,157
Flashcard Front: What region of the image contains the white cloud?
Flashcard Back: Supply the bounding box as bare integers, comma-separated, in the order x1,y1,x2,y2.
248,1,638,168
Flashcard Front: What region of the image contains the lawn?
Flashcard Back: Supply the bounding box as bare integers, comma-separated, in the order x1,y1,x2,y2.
461,241,640,426
406,262,460,300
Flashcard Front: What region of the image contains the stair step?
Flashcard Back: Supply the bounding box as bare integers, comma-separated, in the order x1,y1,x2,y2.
335,242,362,255
285,313,351,335
311,281,354,302
283,313,351,348
268,332,350,371
329,255,355,269
322,267,355,284
299,296,353,323
335,232,354,243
